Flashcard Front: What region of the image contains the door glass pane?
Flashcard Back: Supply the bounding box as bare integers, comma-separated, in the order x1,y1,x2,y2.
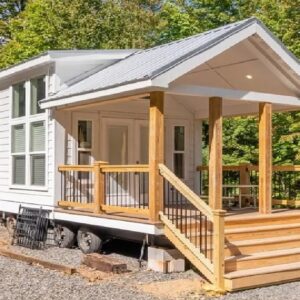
140,125,149,164
174,153,184,179
13,156,25,184
174,126,185,151
12,124,25,153
30,121,45,152
78,151,91,165
31,154,45,186
78,120,92,149
107,125,128,164
13,82,26,118
31,77,45,115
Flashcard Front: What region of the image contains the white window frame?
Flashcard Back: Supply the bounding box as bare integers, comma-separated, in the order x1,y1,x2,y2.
9,76,48,191
72,112,99,165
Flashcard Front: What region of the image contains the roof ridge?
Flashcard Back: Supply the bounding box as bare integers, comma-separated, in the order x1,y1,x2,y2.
137,17,258,55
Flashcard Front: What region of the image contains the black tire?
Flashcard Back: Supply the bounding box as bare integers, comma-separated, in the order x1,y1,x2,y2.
77,227,102,254
54,224,76,248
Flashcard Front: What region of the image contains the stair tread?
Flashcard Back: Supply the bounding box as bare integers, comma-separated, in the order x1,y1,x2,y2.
225,222,300,234
225,261,300,279
225,210,300,223
226,247,300,262
226,234,300,248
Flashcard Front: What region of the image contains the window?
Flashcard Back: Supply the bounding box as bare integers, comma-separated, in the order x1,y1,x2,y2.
173,126,185,179
31,77,45,115
12,82,26,118
78,120,92,165
10,77,47,188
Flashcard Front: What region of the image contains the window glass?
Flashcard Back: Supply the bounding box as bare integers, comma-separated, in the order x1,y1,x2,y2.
31,77,45,115
78,151,91,165
13,156,25,185
30,121,45,152
31,154,45,186
174,153,184,179
12,124,25,153
12,82,26,118
174,126,185,151
78,120,92,149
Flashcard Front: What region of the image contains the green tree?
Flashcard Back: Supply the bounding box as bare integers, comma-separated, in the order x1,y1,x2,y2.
0,0,161,68
0,0,27,41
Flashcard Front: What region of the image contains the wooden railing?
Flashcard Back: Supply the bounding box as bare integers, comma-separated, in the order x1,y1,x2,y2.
159,164,225,290
101,165,149,216
58,164,96,210
58,162,150,216
197,164,300,207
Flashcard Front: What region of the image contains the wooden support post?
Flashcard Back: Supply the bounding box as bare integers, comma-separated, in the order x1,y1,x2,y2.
94,161,107,214
212,209,225,292
149,91,164,222
259,103,272,214
209,97,223,210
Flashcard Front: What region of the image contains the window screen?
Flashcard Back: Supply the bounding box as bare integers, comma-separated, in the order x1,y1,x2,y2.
30,121,45,152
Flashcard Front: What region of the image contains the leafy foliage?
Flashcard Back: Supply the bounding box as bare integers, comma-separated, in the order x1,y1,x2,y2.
0,0,299,166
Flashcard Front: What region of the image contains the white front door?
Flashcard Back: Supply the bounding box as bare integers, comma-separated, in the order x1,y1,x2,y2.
102,118,148,164
101,118,149,206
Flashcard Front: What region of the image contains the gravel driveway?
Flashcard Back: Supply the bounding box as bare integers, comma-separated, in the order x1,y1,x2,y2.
1,225,300,299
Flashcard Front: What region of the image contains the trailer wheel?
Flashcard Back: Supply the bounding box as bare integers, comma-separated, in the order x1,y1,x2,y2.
54,224,76,248
77,227,102,254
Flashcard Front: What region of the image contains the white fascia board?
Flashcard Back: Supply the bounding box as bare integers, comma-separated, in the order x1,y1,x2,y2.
0,54,52,80
54,211,164,235
51,50,136,62
168,85,300,106
40,79,164,109
256,24,300,76
152,23,257,87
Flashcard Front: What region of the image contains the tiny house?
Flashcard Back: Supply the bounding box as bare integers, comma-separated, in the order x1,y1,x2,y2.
1,18,300,291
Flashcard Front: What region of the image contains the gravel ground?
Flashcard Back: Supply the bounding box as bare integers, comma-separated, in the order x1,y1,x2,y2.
2,226,300,299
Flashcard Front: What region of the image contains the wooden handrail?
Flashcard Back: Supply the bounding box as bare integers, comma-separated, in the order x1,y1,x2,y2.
159,163,213,220
100,164,149,173
197,165,300,172
58,165,94,172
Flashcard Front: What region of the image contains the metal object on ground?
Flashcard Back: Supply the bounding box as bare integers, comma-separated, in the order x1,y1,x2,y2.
13,206,50,249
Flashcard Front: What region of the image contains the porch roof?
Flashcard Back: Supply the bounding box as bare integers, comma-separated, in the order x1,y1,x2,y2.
40,17,300,109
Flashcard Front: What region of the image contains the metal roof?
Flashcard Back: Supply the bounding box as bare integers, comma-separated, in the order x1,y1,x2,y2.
42,17,299,103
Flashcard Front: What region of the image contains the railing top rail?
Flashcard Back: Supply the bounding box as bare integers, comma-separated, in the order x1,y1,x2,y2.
58,165,94,172
101,165,149,173
197,165,300,172
159,163,213,221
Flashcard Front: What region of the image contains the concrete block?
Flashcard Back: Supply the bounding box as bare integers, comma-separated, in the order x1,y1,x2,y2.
167,258,185,273
148,247,185,273
147,259,167,273
148,246,184,262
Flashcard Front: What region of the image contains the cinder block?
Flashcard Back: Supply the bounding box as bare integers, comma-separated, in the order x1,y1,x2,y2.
167,258,185,273
147,247,185,273
147,259,167,273
148,246,184,262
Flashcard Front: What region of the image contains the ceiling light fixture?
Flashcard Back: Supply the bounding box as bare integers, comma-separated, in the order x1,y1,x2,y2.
246,74,253,79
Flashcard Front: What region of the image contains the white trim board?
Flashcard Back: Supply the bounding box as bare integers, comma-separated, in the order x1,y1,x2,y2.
168,85,300,106
53,211,164,235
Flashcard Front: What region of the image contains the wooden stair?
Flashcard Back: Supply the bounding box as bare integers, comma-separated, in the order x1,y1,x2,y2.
224,212,300,291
